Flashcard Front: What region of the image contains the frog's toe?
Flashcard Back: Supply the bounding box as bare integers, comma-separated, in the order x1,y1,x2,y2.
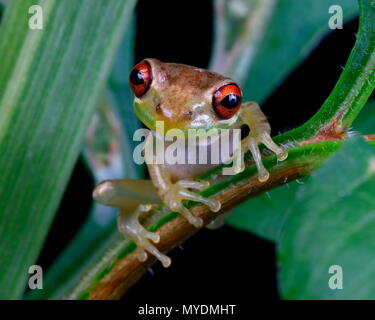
169,200,204,227
248,137,270,182
224,147,245,175
166,182,222,228
258,132,288,161
248,132,288,182
136,248,171,268
117,205,171,268
136,249,148,262
257,168,270,182
177,189,221,212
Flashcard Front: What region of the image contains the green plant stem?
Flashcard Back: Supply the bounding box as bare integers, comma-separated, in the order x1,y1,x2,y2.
278,0,375,143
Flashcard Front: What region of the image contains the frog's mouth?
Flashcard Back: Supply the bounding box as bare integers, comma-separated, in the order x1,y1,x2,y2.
134,101,190,134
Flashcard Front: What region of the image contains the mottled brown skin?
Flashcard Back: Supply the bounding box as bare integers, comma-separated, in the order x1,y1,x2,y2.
134,58,239,132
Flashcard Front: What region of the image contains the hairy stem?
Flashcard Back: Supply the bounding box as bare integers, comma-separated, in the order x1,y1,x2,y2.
278,0,375,143
69,137,375,300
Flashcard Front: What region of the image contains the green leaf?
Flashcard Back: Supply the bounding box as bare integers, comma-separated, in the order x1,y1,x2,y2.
0,0,136,299
227,178,308,241
278,137,375,299
27,215,120,300
353,99,375,135
210,0,358,103
25,6,138,301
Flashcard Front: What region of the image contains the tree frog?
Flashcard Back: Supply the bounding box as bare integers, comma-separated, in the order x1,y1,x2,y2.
93,59,287,267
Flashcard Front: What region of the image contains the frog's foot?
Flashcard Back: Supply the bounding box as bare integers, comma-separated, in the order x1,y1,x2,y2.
162,180,221,228
222,146,245,176
247,132,288,182
117,204,171,268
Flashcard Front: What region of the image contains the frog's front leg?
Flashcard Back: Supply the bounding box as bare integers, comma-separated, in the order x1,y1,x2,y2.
112,170,221,267
239,102,288,182
144,132,221,226
148,164,222,228
93,179,172,267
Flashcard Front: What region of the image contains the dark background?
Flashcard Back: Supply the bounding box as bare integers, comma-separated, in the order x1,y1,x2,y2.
37,0,358,300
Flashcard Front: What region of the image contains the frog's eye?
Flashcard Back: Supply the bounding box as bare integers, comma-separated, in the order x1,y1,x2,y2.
212,83,242,119
129,61,152,97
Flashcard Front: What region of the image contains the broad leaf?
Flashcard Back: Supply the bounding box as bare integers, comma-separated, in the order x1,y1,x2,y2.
26,10,138,301
0,0,136,299
227,179,308,242
278,138,375,299
353,99,375,135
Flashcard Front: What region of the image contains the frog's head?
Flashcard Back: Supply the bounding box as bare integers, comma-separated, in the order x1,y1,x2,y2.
129,58,243,137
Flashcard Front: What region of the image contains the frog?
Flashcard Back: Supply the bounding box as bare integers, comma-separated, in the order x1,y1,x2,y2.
93,58,287,268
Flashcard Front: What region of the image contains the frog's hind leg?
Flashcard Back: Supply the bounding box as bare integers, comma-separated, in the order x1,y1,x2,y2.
93,179,171,267
93,179,159,209
118,205,171,268
241,102,288,182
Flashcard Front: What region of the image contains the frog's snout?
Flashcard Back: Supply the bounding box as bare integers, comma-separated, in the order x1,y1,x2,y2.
134,99,192,133
155,102,192,123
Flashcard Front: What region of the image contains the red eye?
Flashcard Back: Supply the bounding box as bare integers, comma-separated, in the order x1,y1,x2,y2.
129,60,152,97
212,83,242,119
